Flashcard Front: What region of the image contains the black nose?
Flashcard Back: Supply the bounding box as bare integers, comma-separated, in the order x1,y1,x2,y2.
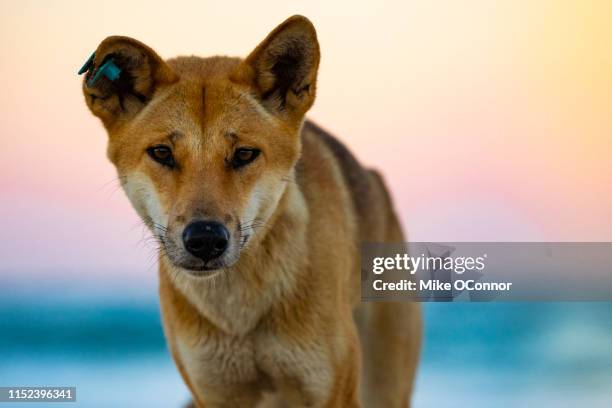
182,221,230,262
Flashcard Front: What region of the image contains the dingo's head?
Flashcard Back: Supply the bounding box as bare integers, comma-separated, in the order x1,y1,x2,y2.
82,16,319,276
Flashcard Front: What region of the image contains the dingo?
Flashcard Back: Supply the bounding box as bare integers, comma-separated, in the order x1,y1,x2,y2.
81,15,420,407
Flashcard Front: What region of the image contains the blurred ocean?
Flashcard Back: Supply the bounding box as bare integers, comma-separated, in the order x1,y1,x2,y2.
1,279,611,407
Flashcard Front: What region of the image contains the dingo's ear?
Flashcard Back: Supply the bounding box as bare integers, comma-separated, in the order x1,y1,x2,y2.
232,15,320,123
80,36,177,130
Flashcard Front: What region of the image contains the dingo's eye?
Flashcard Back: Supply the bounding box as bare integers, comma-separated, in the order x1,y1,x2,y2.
231,148,260,169
147,145,175,168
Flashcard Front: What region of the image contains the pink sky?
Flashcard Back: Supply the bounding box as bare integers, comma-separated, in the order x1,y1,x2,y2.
1,1,611,278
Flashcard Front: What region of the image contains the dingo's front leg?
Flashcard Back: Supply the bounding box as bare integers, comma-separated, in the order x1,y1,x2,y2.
260,320,362,408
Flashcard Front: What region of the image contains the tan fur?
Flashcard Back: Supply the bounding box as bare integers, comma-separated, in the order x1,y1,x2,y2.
82,15,420,407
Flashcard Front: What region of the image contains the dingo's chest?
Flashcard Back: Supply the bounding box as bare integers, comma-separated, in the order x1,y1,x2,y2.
176,329,332,402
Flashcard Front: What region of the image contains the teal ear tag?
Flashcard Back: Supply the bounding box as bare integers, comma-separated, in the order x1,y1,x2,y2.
78,52,96,75
87,58,122,87
79,51,122,87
